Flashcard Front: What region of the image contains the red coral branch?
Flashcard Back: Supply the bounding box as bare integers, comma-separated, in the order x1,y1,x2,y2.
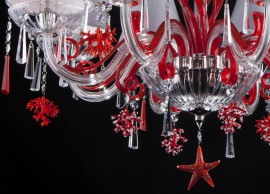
111,108,141,137
161,128,188,156
256,115,270,144
80,26,117,59
26,96,59,127
218,103,246,133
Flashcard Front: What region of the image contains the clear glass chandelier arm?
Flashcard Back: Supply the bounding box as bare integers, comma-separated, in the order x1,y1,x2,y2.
69,57,138,102
230,2,270,65
148,90,165,114
237,81,260,116
120,1,167,64
43,33,129,85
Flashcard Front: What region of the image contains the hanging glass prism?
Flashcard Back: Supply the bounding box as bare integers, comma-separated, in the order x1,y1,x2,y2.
116,91,127,109
30,57,42,91
225,132,235,158
128,127,139,149
16,25,27,64
162,97,173,136
24,41,35,79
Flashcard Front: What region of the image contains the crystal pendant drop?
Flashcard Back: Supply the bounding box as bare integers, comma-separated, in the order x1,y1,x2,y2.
225,132,235,158
24,41,35,79
223,1,232,45
1,55,10,94
16,25,27,64
128,126,139,149
116,91,127,109
30,57,42,91
162,97,173,136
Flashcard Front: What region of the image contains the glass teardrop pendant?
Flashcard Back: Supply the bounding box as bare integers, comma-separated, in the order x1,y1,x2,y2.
116,91,127,109
30,57,42,91
225,132,235,158
128,128,139,149
24,41,35,79
1,55,10,94
162,97,173,136
16,25,27,64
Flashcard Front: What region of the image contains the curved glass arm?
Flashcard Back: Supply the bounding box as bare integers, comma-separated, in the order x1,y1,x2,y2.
42,33,129,86
120,1,168,65
69,57,138,102
230,1,270,65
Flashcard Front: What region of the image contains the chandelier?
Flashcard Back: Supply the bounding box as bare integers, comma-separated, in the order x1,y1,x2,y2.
2,0,270,190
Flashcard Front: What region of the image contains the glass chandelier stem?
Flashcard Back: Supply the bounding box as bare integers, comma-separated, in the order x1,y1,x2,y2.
140,0,149,33
225,132,235,158
16,24,27,64
24,40,35,79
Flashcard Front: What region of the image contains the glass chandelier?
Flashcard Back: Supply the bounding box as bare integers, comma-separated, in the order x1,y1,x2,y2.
2,0,270,190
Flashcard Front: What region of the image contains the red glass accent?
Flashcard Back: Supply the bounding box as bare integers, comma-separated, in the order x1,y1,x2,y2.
209,0,224,26
218,103,246,133
139,98,147,131
26,96,59,127
177,146,220,190
221,47,238,86
131,11,141,33
242,84,257,106
1,55,10,95
151,92,162,103
158,44,176,80
79,26,117,59
111,108,142,137
256,115,270,144
161,128,187,156
178,0,203,53
261,73,270,90
66,38,80,60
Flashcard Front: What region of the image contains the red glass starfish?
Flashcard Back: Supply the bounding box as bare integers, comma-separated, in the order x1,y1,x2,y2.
177,146,220,190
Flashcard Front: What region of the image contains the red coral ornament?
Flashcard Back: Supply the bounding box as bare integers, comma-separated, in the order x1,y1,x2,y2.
218,103,246,133
26,96,59,127
111,108,141,137
256,115,270,144
161,128,187,156
80,26,117,59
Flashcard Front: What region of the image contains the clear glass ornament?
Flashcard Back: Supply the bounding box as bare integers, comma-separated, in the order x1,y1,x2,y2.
225,132,235,158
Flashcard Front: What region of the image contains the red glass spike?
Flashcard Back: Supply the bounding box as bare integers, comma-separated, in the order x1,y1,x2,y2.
139,98,147,131
1,55,10,94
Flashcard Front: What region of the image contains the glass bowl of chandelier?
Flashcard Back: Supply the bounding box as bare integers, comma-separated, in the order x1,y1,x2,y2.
119,0,270,119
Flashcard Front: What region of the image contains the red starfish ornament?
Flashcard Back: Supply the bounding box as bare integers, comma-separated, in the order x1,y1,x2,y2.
177,146,220,190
